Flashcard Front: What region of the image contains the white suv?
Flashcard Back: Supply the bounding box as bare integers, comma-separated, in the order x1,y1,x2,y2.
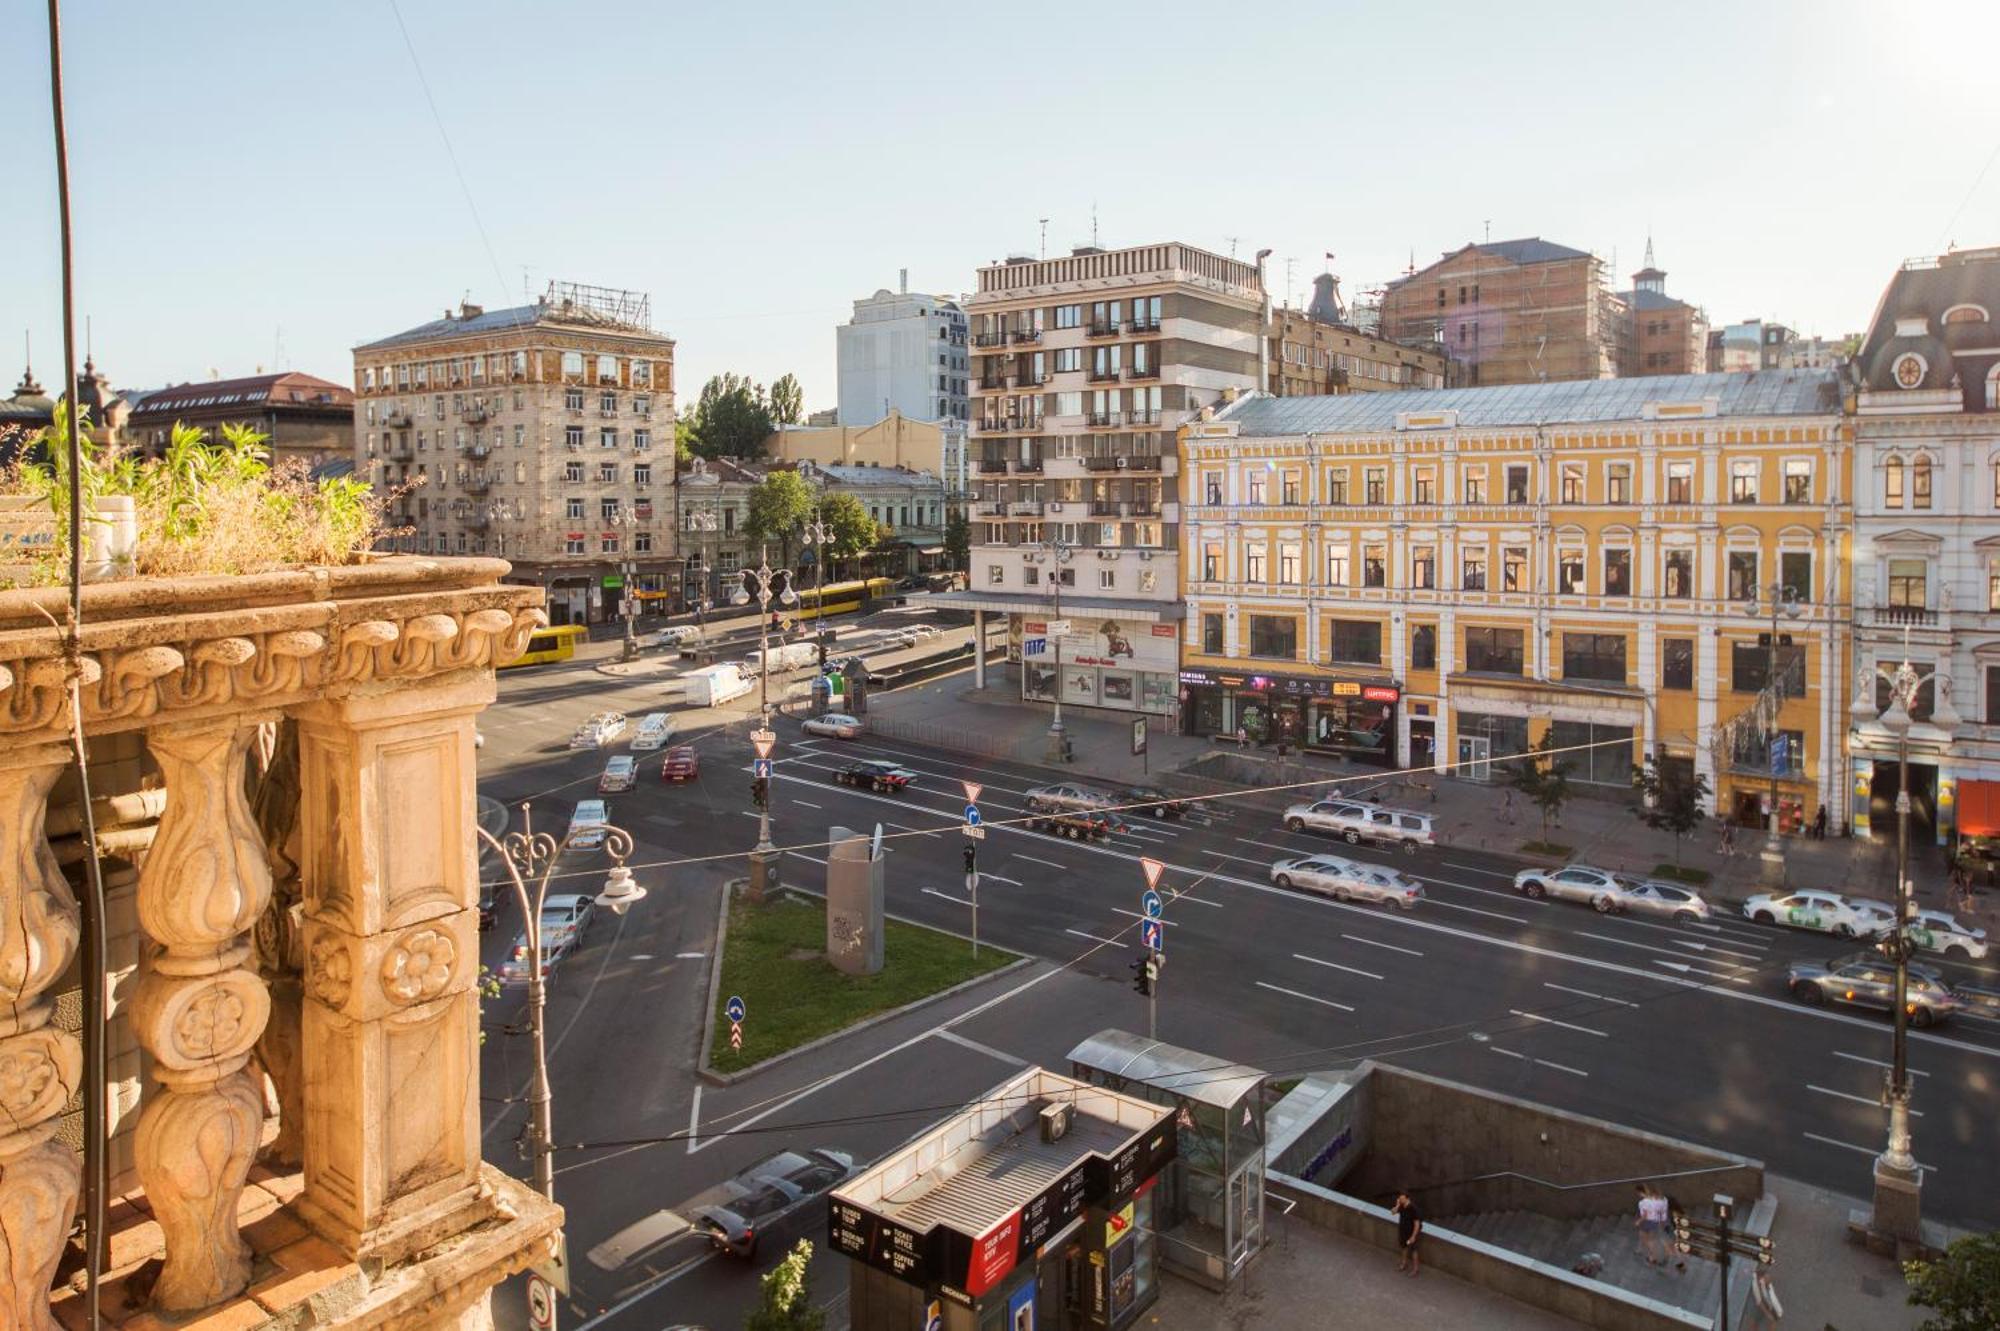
1283,798,1436,851
1271,854,1423,909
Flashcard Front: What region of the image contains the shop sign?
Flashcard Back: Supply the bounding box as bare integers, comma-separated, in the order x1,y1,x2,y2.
829,1200,933,1284
1363,686,1401,704
1086,1124,1179,1199
1104,1201,1135,1247
1331,681,1361,697
602,574,624,589
1179,669,1218,686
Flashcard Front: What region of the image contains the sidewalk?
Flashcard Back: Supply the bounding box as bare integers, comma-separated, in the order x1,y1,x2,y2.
866,680,1983,923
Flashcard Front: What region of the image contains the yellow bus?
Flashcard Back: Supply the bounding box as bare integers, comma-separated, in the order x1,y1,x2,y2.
792,576,896,622
498,622,588,669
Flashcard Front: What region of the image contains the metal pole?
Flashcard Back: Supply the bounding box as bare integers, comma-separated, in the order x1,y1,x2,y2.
1717,1202,1731,1331
1886,711,1915,1171
970,868,979,959
749,549,779,899
1149,976,1157,1041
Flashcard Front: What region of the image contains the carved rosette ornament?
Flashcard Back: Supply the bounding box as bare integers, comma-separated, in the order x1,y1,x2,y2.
0,747,83,1331
132,721,275,1311
381,927,456,1006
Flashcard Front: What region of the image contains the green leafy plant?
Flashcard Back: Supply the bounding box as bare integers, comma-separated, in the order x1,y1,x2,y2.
1509,731,1572,843
1631,759,1713,865
1906,1231,2000,1331
744,1239,825,1331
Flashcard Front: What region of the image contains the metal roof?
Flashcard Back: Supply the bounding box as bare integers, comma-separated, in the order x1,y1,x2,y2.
1067,1030,1265,1110
1215,368,1840,437
880,1109,1129,1234
933,590,1185,622
355,304,545,351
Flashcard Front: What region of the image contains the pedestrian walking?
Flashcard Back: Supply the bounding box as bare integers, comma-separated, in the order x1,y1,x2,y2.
1718,819,1737,858
1236,725,1249,750
1812,804,1828,840
1500,788,1516,825
1743,1266,1784,1327
1634,1185,1668,1266
1392,1190,1423,1276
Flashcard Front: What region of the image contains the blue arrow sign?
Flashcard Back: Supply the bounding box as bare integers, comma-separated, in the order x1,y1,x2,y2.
1141,889,1164,920
725,995,746,1023
753,758,772,779
964,804,982,827
1140,920,1164,952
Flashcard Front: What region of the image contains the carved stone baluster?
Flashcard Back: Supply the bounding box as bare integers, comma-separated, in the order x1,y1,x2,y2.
251,719,305,1167
0,744,82,1331
131,719,274,1311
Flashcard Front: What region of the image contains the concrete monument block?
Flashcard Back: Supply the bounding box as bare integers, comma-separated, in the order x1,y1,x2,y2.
826,825,885,975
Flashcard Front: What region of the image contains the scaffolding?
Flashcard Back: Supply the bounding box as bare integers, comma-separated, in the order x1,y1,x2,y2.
541,280,652,332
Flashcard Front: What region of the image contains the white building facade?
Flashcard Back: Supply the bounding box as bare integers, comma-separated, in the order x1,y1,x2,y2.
836,282,969,427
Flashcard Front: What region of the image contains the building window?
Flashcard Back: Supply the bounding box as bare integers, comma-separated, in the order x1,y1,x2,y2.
1501,546,1527,592
1560,464,1584,504
1247,472,1267,504
602,534,620,554
1281,472,1300,505
564,387,584,410
1411,545,1435,589
1464,626,1524,675
599,463,618,484
1279,542,1301,585
1727,551,1759,601
1362,545,1386,587
1604,547,1631,595
1505,465,1529,504
1736,639,1806,696
1463,468,1486,504
1666,460,1693,504
635,532,653,553
565,425,584,448
1606,463,1631,504
1913,456,1933,509
1364,468,1386,504
1203,475,1223,505
1730,461,1757,503
1098,568,1115,589
1986,665,2000,723
1558,548,1584,594
1411,624,1437,670
1462,547,1487,591
1249,615,1298,659
1412,467,1436,505
601,498,621,521
1783,459,1812,504
1329,619,1381,664
634,429,652,450
1665,548,1694,599
565,498,584,520
1245,543,1267,582
1327,469,1348,504
1992,458,2000,508
1779,551,1812,601
565,537,586,555
565,461,584,484
1563,632,1626,683
634,463,652,487
1202,613,1224,654
1991,564,2000,612
1884,455,1905,508
600,428,618,449
1888,558,1927,608
987,565,1004,586
1662,637,1694,690
1326,547,1349,586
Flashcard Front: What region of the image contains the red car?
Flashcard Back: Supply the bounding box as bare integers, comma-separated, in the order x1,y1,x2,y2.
660,746,700,781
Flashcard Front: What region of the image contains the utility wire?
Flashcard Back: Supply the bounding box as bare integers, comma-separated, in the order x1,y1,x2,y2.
387,0,510,302
1937,134,2000,252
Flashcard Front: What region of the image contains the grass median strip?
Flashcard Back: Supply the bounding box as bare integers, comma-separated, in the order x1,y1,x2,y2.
709,891,1017,1074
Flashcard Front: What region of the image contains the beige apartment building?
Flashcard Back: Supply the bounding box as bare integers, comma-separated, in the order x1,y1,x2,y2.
943,241,1263,720
1269,274,1446,396
352,282,678,624
764,408,968,499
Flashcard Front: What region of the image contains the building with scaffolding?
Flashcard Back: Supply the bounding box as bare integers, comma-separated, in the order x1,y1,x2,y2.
1379,237,1625,386
351,281,681,623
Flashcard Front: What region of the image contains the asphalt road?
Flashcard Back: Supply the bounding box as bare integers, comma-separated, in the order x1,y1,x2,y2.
475,640,2000,1331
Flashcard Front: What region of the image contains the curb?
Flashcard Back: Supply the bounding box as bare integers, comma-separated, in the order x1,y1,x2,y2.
693,878,741,1080
696,887,1030,1089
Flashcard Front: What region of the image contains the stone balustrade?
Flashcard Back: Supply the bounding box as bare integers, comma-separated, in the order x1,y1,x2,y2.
0,556,559,1331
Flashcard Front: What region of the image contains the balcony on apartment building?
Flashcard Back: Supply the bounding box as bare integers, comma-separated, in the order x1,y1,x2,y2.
978,376,1008,391
1086,500,1163,518
1086,321,1119,338
978,457,1012,474
1009,501,1047,517
979,417,1040,433
1087,368,1121,384
462,404,489,423
466,441,492,459
1081,452,1165,473
1125,363,1160,381
385,440,415,461
1009,329,1043,345
1127,317,1162,335
1873,604,1943,629
1010,372,1047,388
1086,410,1123,428
973,331,1010,348
461,472,493,495
1011,456,1044,474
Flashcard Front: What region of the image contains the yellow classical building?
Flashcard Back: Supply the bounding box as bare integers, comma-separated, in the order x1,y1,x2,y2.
1180,371,1852,828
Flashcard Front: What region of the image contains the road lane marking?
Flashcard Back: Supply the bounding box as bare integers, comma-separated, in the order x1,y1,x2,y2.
884,821,938,837
935,1028,1026,1066
1256,981,1354,1012
1802,1132,1932,1172
788,851,829,865
1833,1051,1930,1077
1580,930,1754,968
922,887,968,905
1541,982,1637,1007
1066,927,1124,946
1295,953,1383,981
1343,933,1424,957
1488,1045,1589,1077
1669,937,1764,961
1594,912,1767,948
1012,853,1069,870
1207,849,1277,868
1445,861,1514,879
1808,1084,1923,1115
1429,898,1530,924
686,1084,702,1157
979,871,1023,887
676,951,706,959
1652,960,1752,983
1508,1009,1608,1037
1112,907,1180,926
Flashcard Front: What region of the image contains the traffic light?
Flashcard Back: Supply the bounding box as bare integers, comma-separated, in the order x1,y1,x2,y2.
1130,953,1152,997
963,844,978,876
751,776,769,808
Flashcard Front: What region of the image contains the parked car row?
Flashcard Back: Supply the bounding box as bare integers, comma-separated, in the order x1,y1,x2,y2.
1283,797,1435,851
1511,864,1712,921
1271,853,1423,909
1023,782,1188,820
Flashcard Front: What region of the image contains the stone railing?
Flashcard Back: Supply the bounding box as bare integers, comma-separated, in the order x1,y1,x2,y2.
4,556,560,1330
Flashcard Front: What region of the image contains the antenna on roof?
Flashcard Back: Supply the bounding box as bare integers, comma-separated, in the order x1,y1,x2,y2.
1484,219,1491,243
1091,202,1099,249
1038,218,1048,261
1225,236,1240,259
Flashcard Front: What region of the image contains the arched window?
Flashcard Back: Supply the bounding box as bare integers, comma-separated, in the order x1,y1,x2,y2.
1884,454,1905,508
1987,363,2000,411
1913,455,1933,510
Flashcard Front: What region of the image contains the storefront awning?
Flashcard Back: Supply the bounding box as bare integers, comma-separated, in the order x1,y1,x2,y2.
934,590,1185,623
1959,779,2000,837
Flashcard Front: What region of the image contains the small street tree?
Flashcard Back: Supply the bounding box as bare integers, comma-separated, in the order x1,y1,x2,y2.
816,492,877,580
1509,731,1572,844
743,1238,825,1331
1630,758,1712,865
943,508,971,573
687,373,774,459
769,373,805,426
1905,1231,2000,1331
745,470,815,569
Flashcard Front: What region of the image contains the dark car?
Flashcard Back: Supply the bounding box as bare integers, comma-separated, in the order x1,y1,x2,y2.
1786,952,1963,1027
834,760,917,793
1028,809,1127,841
660,746,700,782
589,1149,857,1269
1120,785,1188,819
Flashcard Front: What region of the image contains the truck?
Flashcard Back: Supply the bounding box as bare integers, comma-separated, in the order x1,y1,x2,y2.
741,641,818,675
681,662,755,708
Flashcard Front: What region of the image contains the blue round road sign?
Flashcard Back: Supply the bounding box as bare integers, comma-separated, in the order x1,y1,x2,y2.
1141,889,1164,919
725,995,747,1023
964,804,982,826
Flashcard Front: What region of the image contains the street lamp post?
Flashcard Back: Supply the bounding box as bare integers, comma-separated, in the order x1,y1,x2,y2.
1025,537,1075,762
735,547,796,900
475,805,645,1199
1740,581,1806,886
1849,644,1960,1253
799,516,834,705
685,507,720,661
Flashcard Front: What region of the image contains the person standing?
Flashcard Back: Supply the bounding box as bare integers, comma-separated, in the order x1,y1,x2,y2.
1743,1265,1784,1327
1634,1185,1667,1266
1392,1190,1423,1276
1812,804,1828,840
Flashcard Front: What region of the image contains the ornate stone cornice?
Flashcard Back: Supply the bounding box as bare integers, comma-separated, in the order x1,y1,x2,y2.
0,557,544,740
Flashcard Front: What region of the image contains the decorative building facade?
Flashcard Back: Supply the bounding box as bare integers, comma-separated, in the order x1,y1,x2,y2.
128,371,354,468
1267,274,1446,397
1182,371,1851,831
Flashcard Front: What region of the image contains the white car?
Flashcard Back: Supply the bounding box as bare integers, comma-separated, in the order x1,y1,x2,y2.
570,711,629,749
630,713,674,751
1282,798,1436,851
649,625,698,647
567,799,611,849
1614,879,1713,922
1271,854,1423,909
1513,864,1642,910
599,756,637,793
1742,889,1894,938
1904,909,1990,960
801,712,864,739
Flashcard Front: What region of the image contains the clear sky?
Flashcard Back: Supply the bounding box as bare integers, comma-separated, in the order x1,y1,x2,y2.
5,0,1997,411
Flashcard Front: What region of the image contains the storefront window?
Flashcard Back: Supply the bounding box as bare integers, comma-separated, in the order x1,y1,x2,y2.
1329,619,1381,665
1313,698,1393,760
1458,711,1529,770
1549,720,1636,786
1248,615,1296,659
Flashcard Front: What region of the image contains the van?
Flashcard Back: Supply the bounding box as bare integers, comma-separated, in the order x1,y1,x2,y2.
682,663,754,708
630,712,674,751
650,625,698,648
568,799,610,849
742,641,816,675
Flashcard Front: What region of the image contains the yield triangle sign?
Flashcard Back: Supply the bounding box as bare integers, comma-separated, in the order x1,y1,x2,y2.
1140,858,1166,891
962,781,982,805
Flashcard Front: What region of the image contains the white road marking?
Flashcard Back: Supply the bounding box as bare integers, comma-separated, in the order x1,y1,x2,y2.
788,851,829,865
1670,938,1764,961
790,798,823,809
1833,1051,1930,1077
1207,849,1278,869
1595,912,1767,948
675,951,706,959
1012,853,1069,870
980,871,1024,887
1428,898,1531,925
1652,960,1752,984
1112,907,1180,927
1508,1008,1608,1037
685,1084,702,1157
1343,933,1424,957
1444,861,1514,879
1580,930,1756,968
1257,981,1355,1012
1802,1132,1932,1172
1295,953,1383,981
1487,1045,1589,1078
884,821,938,837
935,1028,1026,1066
922,887,968,905
1542,982,1637,1007
1807,1084,1923,1115
1065,927,1124,946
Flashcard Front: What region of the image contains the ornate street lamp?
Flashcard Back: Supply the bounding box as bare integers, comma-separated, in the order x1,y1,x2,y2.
733,548,797,898
1739,581,1807,885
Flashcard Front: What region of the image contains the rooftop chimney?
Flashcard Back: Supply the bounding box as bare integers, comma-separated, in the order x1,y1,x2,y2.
900,268,908,295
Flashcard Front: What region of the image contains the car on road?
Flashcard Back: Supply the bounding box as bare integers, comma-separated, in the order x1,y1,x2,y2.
660,745,700,781
1283,798,1435,851
1512,864,1642,910
1742,889,1895,938
1903,909,1989,960
649,625,698,648
1027,809,1127,841
1270,853,1423,909
570,711,628,748
599,755,637,793
630,712,675,751
586,1148,857,1267
497,897,594,984
1787,952,1963,1027
1024,782,1118,815
1120,785,1189,820
1956,978,2000,1017
801,712,865,739
1611,878,1713,922
568,799,611,849
834,760,917,792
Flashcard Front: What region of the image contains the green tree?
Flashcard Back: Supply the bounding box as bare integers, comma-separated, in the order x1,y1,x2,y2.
1906,1232,2000,1331
1630,759,1712,865
1509,731,1572,844
673,417,698,467
686,373,773,459
815,492,878,580
769,373,804,426
943,508,971,572
746,469,815,568
743,1238,825,1331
